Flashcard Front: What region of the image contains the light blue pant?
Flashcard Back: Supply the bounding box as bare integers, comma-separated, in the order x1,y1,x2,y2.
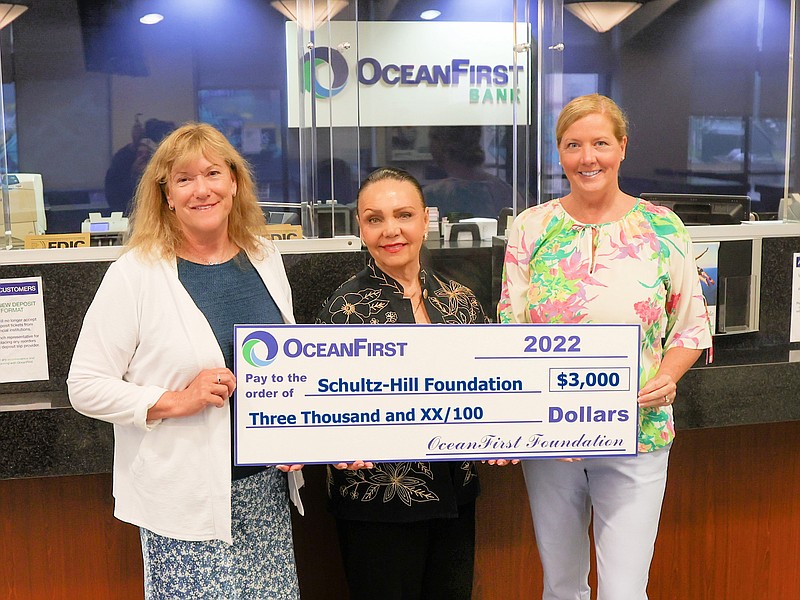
522,446,671,600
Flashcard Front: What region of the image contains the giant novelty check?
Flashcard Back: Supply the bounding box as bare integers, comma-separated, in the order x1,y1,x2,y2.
233,323,641,465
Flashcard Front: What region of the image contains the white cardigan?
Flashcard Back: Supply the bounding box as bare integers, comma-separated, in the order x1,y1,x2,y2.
68,241,303,544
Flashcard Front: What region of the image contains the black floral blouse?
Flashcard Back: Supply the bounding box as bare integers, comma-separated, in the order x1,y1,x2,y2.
316,258,488,522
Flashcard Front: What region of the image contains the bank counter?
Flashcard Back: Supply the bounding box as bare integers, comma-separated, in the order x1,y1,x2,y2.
2,225,800,599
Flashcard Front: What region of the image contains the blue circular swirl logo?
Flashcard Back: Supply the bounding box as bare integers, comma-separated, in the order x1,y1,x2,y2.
242,331,279,368
303,46,349,98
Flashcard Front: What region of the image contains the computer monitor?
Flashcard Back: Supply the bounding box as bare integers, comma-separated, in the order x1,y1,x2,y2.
268,210,301,225
640,193,750,225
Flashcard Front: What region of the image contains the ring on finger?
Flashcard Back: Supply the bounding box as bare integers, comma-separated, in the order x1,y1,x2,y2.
217,373,222,384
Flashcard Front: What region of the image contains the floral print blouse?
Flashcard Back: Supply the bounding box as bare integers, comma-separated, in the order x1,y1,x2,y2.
316,258,488,522
499,198,713,452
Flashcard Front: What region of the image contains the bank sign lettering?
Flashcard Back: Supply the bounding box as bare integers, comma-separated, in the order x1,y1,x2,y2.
286,22,531,127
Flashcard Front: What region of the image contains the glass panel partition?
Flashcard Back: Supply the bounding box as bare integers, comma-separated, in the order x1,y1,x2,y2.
1,0,799,251
1,18,23,249
288,1,534,239
0,1,538,250
284,0,360,238
539,0,793,220
538,0,565,202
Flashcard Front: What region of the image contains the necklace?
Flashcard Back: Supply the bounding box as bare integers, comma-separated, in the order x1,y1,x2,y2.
198,253,232,265
181,243,238,265
404,288,427,314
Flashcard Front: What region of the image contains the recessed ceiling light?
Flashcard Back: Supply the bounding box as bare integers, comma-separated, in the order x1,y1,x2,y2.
139,13,164,25
420,9,441,20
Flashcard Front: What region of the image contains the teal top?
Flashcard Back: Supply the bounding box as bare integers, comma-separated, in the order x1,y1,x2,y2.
178,252,281,479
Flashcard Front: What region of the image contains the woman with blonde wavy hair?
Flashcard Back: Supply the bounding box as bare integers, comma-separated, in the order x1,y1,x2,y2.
126,122,266,259
69,122,303,599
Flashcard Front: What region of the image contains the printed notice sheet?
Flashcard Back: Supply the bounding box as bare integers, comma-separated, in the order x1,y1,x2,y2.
0,277,49,382
694,242,719,335
234,323,641,464
792,253,800,343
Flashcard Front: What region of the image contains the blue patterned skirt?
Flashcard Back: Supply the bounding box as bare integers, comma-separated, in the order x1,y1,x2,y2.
140,468,299,599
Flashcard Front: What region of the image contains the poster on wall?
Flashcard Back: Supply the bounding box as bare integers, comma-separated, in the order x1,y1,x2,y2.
0,276,49,383
693,242,719,335
791,253,800,343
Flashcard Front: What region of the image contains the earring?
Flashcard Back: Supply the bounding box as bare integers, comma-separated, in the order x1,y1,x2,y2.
168,204,175,211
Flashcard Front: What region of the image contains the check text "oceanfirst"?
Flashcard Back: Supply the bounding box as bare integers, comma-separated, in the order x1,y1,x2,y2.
283,337,408,358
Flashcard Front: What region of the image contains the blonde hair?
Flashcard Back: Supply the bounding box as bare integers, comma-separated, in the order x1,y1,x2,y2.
556,93,629,146
126,122,267,259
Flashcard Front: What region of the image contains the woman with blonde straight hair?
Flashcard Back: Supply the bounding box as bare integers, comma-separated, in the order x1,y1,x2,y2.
500,94,712,599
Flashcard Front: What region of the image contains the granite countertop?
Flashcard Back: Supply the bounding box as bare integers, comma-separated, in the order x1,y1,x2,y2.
0,390,72,411
2,358,799,479
3,235,800,479
0,391,113,479
678,360,800,428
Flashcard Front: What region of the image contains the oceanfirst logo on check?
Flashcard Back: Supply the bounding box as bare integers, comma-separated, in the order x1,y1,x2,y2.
242,330,408,368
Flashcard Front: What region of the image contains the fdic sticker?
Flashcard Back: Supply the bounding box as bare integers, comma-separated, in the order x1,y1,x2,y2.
24,233,90,249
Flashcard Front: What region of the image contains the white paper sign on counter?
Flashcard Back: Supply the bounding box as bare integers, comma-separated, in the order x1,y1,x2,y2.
0,276,49,383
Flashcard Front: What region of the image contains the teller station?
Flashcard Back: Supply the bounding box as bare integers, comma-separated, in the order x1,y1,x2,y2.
642,193,758,336
0,167,357,249
2,214,800,599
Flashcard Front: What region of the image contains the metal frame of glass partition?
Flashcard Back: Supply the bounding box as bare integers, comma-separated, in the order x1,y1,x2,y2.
783,0,798,219
1,36,10,249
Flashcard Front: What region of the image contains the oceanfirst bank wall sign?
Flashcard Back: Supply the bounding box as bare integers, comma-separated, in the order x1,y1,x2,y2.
233,323,640,465
286,22,531,127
